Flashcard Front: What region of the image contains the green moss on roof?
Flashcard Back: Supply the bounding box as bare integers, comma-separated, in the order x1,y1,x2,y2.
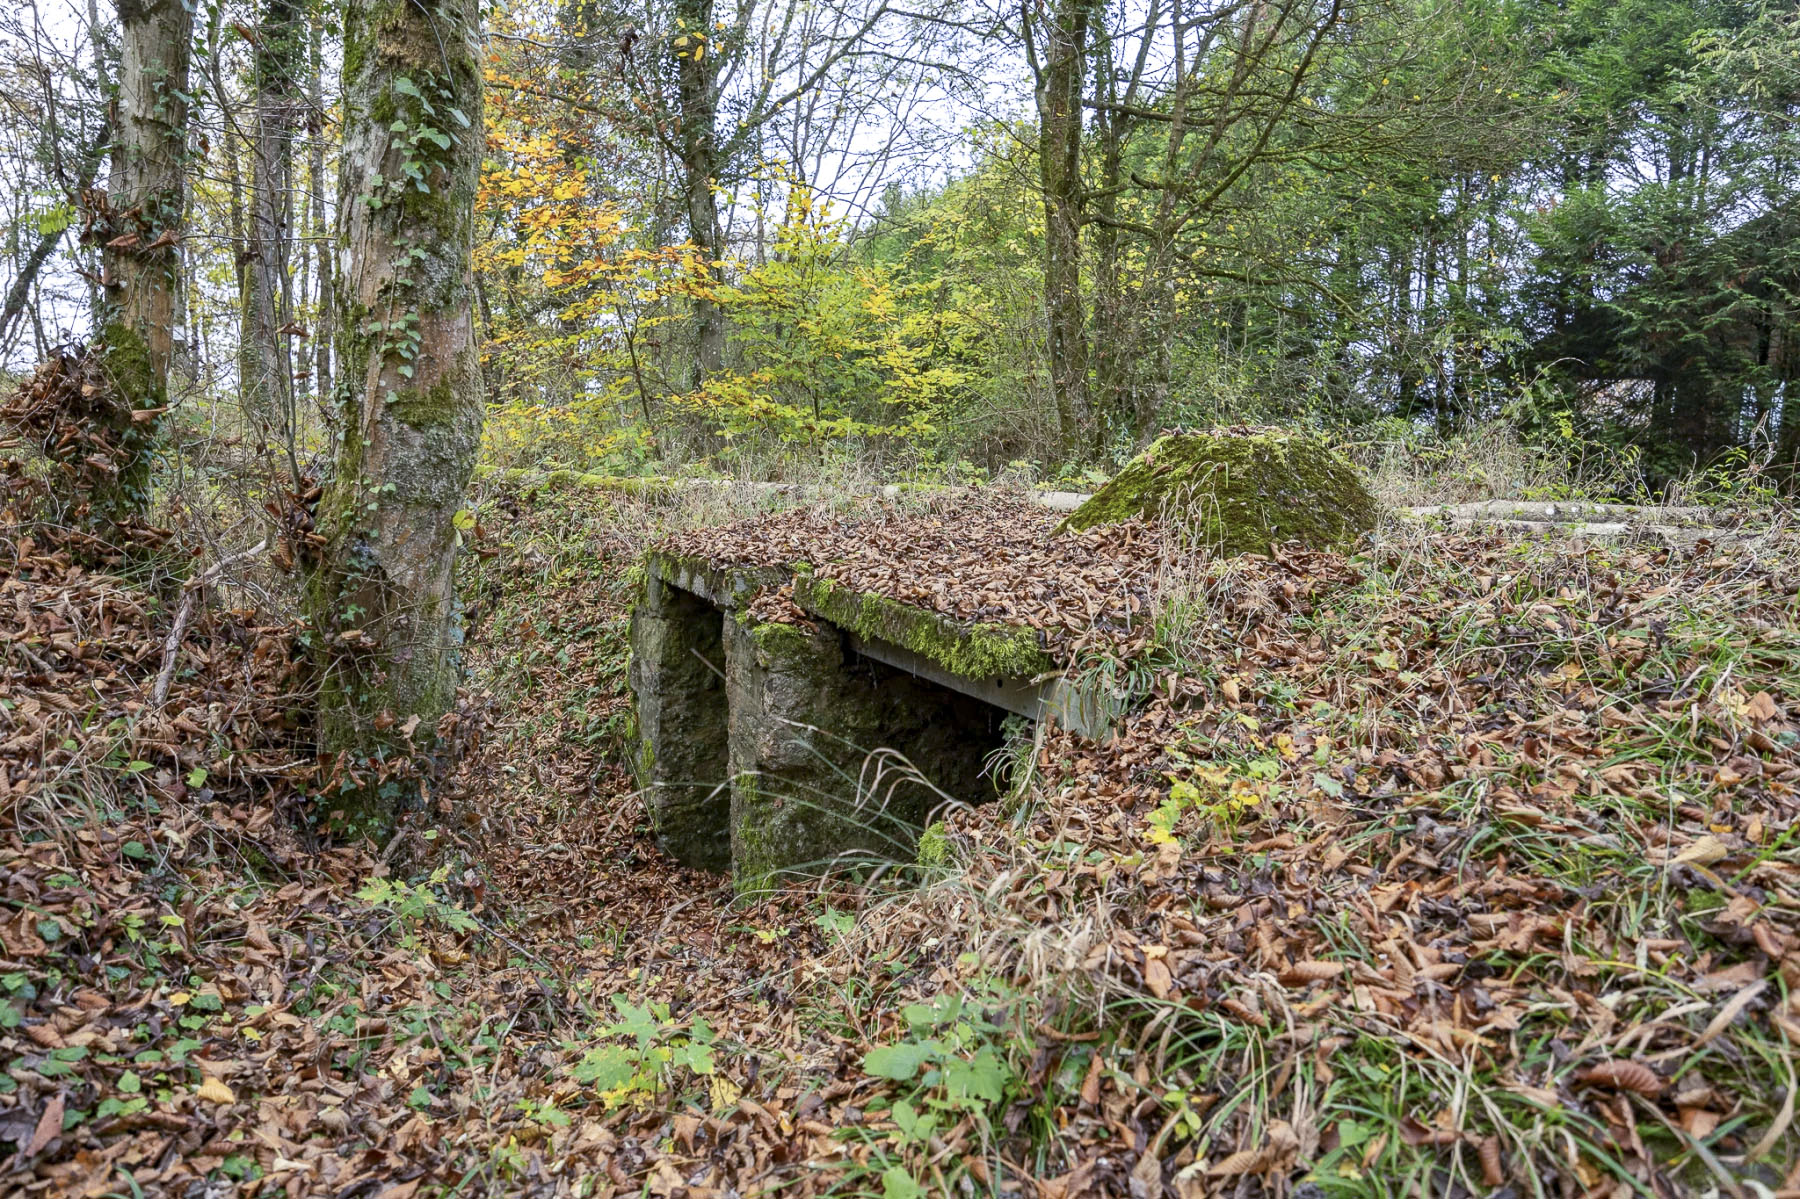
1060,428,1377,555
791,576,1053,680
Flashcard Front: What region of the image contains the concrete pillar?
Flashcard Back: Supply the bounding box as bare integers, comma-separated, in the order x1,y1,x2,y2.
626,574,730,870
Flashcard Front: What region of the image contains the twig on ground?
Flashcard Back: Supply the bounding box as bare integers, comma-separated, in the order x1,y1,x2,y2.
151,539,267,706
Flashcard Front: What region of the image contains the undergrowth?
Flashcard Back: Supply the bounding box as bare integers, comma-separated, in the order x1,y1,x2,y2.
4,444,1795,1198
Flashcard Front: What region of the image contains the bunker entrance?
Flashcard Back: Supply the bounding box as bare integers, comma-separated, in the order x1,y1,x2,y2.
726,619,1013,888
627,579,732,872
632,575,1017,890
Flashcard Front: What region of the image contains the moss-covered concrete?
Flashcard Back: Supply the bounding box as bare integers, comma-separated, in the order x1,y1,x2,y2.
643,549,787,610
1059,428,1378,555
720,610,1007,893
790,576,1053,681
628,575,732,871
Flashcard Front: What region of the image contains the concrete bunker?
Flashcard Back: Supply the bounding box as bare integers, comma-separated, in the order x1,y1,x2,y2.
629,552,1115,890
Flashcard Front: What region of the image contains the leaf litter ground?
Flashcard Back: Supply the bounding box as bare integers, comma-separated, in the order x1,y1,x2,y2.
3,482,1797,1198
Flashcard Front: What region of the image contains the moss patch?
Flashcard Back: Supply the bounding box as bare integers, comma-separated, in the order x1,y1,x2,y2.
746,616,815,655
643,549,785,609
388,377,460,430
1060,428,1378,555
474,466,679,499
791,576,1053,680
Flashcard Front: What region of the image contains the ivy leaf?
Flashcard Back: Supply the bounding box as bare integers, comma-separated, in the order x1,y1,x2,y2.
570,1045,636,1090
862,1040,936,1082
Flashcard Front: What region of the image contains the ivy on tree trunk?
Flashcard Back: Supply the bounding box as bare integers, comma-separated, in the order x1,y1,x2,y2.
96,0,193,526
306,0,485,843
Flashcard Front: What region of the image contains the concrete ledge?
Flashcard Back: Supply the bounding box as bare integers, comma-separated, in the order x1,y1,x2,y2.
1398,500,1737,527
641,554,1119,741
476,467,1093,512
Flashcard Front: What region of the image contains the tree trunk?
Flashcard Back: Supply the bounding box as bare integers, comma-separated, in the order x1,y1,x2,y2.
674,0,727,385
1035,0,1094,462
308,16,333,408
242,0,303,472
1089,47,1128,448
96,0,194,524
306,0,485,842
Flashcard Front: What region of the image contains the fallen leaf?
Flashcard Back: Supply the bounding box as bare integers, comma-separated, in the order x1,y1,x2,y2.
196,1076,236,1104
26,1094,63,1156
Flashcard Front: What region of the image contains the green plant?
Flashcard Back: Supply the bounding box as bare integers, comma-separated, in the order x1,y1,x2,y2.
566,996,718,1110
861,986,1019,1122
355,870,479,934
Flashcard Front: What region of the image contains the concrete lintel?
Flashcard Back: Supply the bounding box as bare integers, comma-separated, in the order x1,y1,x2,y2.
645,554,1120,740
645,550,786,610
842,630,1045,719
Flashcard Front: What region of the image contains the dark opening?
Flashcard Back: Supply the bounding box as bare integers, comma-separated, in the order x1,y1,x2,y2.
838,639,1015,834
636,583,732,870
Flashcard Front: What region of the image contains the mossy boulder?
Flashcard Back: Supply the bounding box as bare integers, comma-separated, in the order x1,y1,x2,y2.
1060,428,1377,555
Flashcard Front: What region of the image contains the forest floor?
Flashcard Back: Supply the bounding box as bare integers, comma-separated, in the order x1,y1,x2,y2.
3,477,1798,1198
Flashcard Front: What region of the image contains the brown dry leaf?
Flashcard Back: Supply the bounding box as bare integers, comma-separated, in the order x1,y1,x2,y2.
1576,1060,1664,1096
1279,960,1345,986
1129,1149,1162,1198
1036,1160,1095,1199
1080,1050,1105,1105
195,1076,236,1105
26,1093,63,1157
1478,1136,1504,1186
1670,835,1730,868
672,1112,702,1153
1144,957,1173,999
1207,1147,1265,1176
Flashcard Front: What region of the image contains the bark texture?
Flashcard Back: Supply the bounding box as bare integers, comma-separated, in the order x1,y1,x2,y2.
240,0,304,459
307,0,485,841
307,19,333,406
96,0,194,523
673,0,727,384
1034,0,1095,462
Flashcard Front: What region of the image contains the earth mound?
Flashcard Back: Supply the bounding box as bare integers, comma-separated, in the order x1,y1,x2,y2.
1061,427,1378,554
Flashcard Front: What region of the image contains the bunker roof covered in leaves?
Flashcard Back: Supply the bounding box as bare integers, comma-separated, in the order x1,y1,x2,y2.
657,489,1177,663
